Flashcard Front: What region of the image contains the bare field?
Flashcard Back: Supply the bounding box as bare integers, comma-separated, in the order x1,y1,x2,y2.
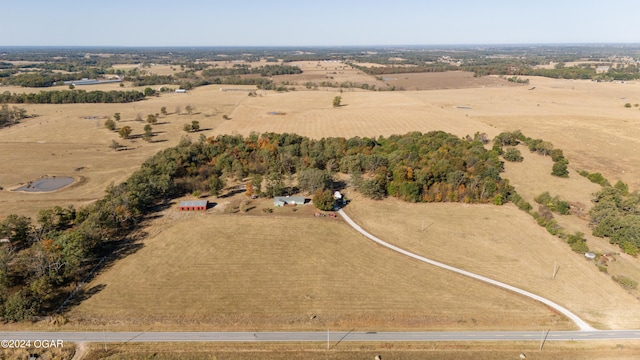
380,71,521,90
68,213,568,331
344,195,640,330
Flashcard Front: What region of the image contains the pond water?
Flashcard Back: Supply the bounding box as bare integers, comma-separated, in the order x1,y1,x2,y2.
14,177,74,192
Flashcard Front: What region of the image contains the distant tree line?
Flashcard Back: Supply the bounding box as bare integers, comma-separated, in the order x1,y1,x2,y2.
3,70,106,87
0,90,146,104
201,64,302,77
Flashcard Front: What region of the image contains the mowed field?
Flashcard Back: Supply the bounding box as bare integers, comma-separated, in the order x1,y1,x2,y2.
343,196,640,330
68,213,568,331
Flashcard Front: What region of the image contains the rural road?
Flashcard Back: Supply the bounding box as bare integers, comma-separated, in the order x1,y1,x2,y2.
337,209,596,331
1,330,640,343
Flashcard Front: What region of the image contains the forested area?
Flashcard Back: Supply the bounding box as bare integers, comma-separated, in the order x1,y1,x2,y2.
0,90,146,104
590,183,640,255
0,131,511,321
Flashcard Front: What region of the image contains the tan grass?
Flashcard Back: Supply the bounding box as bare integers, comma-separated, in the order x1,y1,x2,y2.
67,213,567,331
0,85,247,218
344,195,640,330
83,341,640,360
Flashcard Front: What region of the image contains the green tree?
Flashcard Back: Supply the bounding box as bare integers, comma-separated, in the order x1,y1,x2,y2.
298,168,332,194
114,112,121,122
503,148,523,162
551,160,569,177
191,120,200,132
160,106,168,116
104,118,116,131
313,189,335,211
183,123,192,132
209,175,226,196
143,124,153,142
332,95,342,107
144,87,156,96
118,126,132,139
146,114,157,124
185,105,193,115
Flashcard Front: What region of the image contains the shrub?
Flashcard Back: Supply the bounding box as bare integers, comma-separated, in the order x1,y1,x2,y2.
503,148,523,162
104,118,116,131
624,102,632,108
613,275,638,290
585,172,609,186
551,160,569,177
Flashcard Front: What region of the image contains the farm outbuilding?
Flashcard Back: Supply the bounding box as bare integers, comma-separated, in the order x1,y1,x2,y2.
273,196,306,207
178,200,208,211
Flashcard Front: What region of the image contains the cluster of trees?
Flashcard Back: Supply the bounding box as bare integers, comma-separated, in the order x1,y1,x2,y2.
590,181,640,255
579,170,610,187
350,63,454,75
493,130,568,177
0,104,28,128
201,64,302,77
0,90,146,104
535,191,571,215
3,70,106,87
304,81,377,90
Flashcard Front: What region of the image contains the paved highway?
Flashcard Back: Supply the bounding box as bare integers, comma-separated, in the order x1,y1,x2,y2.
338,209,596,331
1,330,640,343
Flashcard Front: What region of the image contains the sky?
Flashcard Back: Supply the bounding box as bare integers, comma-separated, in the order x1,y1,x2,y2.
1,0,639,47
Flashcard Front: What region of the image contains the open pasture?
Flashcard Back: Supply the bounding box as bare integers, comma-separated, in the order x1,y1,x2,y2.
0,85,247,218
271,61,388,88
344,196,640,330
214,89,499,139
68,214,568,331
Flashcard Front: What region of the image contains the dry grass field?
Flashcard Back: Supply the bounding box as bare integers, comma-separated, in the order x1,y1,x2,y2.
80,341,640,360
344,196,640,330
68,213,568,331
0,85,247,218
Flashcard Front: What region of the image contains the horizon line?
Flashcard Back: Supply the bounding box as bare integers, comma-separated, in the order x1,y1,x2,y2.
2,42,640,49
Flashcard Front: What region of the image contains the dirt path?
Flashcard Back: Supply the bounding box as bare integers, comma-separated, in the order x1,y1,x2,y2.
338,209,595,331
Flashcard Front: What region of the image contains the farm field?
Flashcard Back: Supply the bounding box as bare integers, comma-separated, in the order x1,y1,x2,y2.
68,213,569,331
378,71,520,90
344,196,640,330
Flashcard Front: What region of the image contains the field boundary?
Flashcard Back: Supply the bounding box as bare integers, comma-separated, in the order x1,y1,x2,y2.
338,209,596,331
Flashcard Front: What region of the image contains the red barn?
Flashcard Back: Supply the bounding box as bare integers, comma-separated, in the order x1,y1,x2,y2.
178,200,208,211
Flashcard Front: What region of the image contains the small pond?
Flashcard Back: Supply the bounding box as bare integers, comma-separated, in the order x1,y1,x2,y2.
14,177,74,192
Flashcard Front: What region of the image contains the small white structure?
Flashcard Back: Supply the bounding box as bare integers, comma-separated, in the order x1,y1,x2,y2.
175,89,187,93
585,252,596,259
333,191,342,199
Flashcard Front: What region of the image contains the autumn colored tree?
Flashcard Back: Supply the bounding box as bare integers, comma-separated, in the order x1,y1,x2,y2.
118,126,132,139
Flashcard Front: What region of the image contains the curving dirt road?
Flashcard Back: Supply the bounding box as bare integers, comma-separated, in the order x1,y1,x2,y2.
337,209,596,331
